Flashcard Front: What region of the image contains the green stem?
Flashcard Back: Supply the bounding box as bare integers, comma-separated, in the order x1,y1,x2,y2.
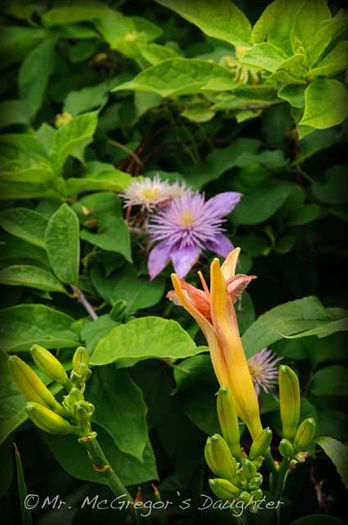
265,449,277,475
270,458,290,503
79,434,139,524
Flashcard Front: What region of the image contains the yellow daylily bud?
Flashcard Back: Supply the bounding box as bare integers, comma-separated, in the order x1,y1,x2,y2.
72,347,91,378
249,427,273,460
204,434,237,479
30,345,70,388
217,387,241,459
294,418,316,452
8,356,65,416
209,478,240,500
279,365,300,441
279,438,294,458
26,403,78,435
241,459,257,480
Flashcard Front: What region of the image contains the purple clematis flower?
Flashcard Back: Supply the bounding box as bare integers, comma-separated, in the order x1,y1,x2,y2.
147,189,242,279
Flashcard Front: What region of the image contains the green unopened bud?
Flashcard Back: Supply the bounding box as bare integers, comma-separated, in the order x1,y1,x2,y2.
249,427,273,460
209,478,240,500
205,434,237,479
294,418,316,451
250,489,263,501
71,347,91,388
241,459,257,480
279,365,300,441
217,387,241,459
26,403,78,435
279,438,294,458
30,345,70,388
8,356,65,416
249,474,263,490
239,491,251,503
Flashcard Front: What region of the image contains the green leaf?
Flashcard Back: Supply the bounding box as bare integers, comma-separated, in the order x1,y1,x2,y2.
0,351,26,443
0,234,49,268
311,41,348,78
0,26,46,70
0,99,32,128
65,168,132,195
81,315,118,353
80,216,131,263
241,43,289,72
181,107,215,123
112,58,234,97
63,80,111,116
300,78,348,129
156,0,251,46
86,366,148,460
45,203,80,285
284,317,348,339
0,265,66,293
14,444,33,525
73,191,122,224
0,208,47,248
290,0,331,57
42,2,110,25
50,111,98,173
41,428,158,486
136,42,179,65
316,436,348,489
242,296,330,358
232,180,293,225
91,316,201,365
0,304,80,352
287,204,321,225
310,366,348,397
312,166,348,205
111,271,166,314
278,84,305,108
307,9,348,65
18,38,56,117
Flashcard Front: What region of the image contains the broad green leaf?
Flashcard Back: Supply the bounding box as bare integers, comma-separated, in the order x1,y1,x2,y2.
290,0,331,56
73,191,122,225
80,216,131,263
181,107,215,123
136,42,179,65
0,208,47,248
241,43,289,72
96,10,161,47
0,99,32,128
86,366,148,460
271,53,308,83
242,296,330,358
45,203,80,285
14,444,33,525
63,81,111,116
278,84,305,108
311,41,348,78
0,234,49,268
287,204,321,225
50,111,98,174
284,318,348,339
18,38,56,117
316,436,348,489
34,123,56,156
300,78,348,129
310,365,348,397
81,315,118,353
0,26,46,70
111,271,166,314
65,169,132,195
112,58,234,97
232,180,293,225
312,166,347,205
252,0,305,54
0,304,81,352
42,2,110,25
91,316,201,365
307,9,348,65
42,428,158,486
156,0,252,46
0,265,66,293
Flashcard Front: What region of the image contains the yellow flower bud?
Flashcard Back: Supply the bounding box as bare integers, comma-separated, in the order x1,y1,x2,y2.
294,418,316,452
279,365,300,441
241,458,257,480
30,345,70,388
72,347,91,376
26,403,78,435
279,438,294,458
204,434,237,479
8,356,65,416
217,387,241,459
209,478,240,500
249,427,273,460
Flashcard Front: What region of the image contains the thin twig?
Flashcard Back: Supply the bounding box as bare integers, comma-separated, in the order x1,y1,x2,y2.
108,138,143,168
71,285,98,320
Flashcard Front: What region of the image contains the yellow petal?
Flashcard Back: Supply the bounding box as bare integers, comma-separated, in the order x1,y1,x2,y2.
221,247,240,281
171,274,229,387
210,259,262,438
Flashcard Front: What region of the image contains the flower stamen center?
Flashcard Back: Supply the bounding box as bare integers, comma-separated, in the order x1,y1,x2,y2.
179,210,196,227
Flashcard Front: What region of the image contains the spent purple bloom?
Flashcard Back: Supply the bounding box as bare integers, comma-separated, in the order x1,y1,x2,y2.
248,348,283,396
147,189,242,279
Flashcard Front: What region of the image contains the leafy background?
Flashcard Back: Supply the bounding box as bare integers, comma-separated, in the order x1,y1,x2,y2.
0,1,347,524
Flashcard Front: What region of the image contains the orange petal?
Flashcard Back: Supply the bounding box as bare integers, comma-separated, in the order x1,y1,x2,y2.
221,247,240,281
210,258,262,438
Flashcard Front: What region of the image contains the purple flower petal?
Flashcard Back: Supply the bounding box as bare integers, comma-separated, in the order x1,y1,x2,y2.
171,246,201,277
205,192,242,218
148,242,172,280
205,234,234,258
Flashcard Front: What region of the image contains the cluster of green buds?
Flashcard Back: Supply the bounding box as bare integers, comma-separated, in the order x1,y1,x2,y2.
278,365,317,462
205,387,272,504
8,345,94,439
